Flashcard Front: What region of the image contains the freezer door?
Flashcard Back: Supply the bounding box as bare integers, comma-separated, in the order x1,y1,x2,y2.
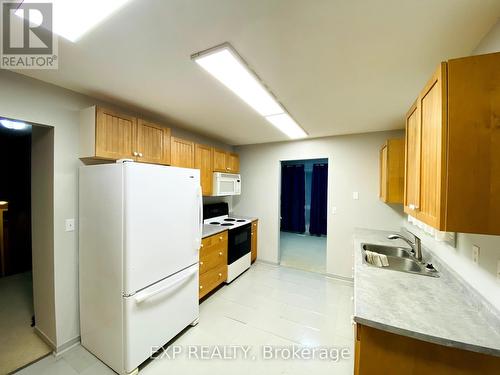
123,264,199,373
124,163,202,294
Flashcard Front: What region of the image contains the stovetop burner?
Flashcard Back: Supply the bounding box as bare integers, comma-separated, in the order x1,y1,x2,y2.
224,218,236,222
209,222,221,225
221,223,234,226
236,219,246,222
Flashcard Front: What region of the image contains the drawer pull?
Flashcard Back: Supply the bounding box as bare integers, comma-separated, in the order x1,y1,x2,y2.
218,273,222,278
219,236,223,240
199,285,203,290
219,252,223,256
200,244,204,248
200,261,204,265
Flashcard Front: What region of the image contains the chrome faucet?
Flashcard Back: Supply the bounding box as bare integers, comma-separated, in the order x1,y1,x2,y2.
388,233,422,262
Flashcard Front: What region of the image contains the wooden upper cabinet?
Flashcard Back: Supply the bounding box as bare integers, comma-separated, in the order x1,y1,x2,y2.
136,119,171,165
417,64,446,228
79,106,172,165
194,144,213,196
213,148,227,172
95,107,137,160
226,152,240,173
170,137,194,168
379,139,404,204
213,149,240,173
404,52,500,234
404,103,420,211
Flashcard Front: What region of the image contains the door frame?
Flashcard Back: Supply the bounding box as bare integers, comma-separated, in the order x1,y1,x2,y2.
0,115,56,351
277,157,331,272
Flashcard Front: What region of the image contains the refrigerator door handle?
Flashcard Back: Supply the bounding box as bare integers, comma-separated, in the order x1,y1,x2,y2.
134,268,197,304
197,185,203,248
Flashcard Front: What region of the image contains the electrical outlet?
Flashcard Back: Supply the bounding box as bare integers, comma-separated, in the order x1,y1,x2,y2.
65,218,75,232
352,192,359,200
472,245,480,264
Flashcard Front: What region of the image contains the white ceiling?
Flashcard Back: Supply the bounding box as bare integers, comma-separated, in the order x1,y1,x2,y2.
17,0,500,145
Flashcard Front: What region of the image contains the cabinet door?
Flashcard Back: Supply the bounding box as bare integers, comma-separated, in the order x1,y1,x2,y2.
136,119,171,165
171,137,194,168
404,103,420,214
379,145,388,202
213,148,227,172
194,144,213,196
251,220,258,263
95,107,137,160
226,152,240,173
418,64,446,228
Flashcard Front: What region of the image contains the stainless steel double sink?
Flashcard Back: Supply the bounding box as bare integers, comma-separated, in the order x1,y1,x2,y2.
361,243,439,278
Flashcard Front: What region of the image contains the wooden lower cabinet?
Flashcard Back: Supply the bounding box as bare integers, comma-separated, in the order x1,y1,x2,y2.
354,324,500,375
251,220,258,263
199,231,228,299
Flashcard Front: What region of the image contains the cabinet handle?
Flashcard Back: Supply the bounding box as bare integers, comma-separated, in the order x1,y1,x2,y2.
200,261,204,265
219,236,223,240
219,252,223,256
218,273,222,278
133,151,138,156
199,285,203,290
138,152,143,157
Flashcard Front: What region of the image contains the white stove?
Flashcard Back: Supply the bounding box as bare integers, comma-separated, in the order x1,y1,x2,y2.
203,203,252,283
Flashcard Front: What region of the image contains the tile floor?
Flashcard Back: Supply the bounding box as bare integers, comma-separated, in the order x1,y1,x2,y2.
17,262,354,375
0,272,51,374
280,231,327,273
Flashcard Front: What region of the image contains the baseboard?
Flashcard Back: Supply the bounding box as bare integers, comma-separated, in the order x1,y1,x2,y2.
54,336,81,356
325,272,354,284
34,326,56,351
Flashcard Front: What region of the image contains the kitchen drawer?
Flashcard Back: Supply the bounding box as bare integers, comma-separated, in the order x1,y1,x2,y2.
199,242,227,275
201,231,228,248
199,264,227,299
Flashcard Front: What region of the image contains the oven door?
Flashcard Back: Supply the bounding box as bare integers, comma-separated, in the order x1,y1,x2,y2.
227,224,251,264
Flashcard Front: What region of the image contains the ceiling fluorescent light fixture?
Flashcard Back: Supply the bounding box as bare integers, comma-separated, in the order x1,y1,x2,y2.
265,113,307,139
15,0,132,42
0,119,28,130
192,43,307,139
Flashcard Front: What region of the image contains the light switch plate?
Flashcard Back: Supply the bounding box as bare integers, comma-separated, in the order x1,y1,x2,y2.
472,245,480,264
352,192,359,200
65,218,75,232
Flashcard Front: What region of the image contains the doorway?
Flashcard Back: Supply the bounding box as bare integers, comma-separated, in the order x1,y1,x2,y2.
0,118,52,374
279,159,328,273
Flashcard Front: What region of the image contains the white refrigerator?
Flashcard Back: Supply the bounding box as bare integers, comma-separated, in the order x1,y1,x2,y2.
79,162,202,375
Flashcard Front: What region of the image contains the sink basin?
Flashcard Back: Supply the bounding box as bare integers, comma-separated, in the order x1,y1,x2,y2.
360,243,439,278
362,243,412,258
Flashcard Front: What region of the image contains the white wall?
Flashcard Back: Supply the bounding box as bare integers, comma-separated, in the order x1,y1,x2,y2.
0,70,233,350
232,130,405,279
403,19,500,312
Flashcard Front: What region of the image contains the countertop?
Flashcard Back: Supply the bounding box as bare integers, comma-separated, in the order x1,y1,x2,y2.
202,225,227,238
353,228,500,357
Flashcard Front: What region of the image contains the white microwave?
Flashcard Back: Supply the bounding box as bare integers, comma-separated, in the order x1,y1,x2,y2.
213,172,241,196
